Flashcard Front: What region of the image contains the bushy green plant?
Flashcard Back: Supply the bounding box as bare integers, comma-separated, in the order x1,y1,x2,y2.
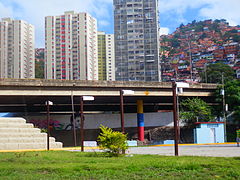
40,128,48,133
180,98,213,126
97,125,128,156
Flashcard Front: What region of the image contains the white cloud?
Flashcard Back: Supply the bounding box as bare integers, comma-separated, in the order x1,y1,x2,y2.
98,20,110,27
199,0,240,26
160,0,204,14
159,0,207,28
1,0,240,47
160,27,169,35
160,0,240,26
0,0,113,47
0,2,13,18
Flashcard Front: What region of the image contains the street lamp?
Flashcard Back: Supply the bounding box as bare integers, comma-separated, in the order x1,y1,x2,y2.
45,100,53,151
172,82,189,156
120,90,134,133
80,96,94,152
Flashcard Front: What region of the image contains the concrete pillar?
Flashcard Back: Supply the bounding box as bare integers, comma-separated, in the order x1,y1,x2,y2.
137,100,144,141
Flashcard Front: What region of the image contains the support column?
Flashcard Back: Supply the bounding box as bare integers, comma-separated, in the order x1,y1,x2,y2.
120,90,125,133
172,82,179,156
80,96,85,152
46,101,50,151
137,100,144,141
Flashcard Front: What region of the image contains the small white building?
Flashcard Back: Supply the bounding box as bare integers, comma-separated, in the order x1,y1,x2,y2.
194,122,225,144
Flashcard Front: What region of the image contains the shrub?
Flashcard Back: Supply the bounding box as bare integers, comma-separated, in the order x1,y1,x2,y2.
180,98,213,126
98,125,128,156
40,128,48,133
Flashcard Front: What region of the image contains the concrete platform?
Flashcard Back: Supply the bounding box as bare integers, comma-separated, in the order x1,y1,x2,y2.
126,143,240,157
78,143,240,157
0,117,63,150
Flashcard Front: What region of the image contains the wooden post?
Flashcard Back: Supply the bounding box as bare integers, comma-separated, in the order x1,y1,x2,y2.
46,101,50,151
172,82,179,156
80,96,85,152
120,90,125,133
71,92,77,147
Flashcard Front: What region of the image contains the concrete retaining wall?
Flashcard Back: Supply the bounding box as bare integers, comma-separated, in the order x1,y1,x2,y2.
25,112,174,130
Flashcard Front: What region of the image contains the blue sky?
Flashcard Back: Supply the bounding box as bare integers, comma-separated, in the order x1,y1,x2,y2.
0,0,239,47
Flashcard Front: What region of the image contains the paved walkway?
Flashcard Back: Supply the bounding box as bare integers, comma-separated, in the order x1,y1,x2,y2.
1,143,239,157
126,144,240,157
79,143,240,157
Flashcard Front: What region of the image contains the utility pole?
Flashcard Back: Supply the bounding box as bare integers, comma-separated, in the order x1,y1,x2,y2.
120,90,126,154
172,82,179,156
79,95,94,152
80,96,85,152
46,101,53,150
46,101,50,151
120,90,125,134
71,90,77,147
222,73,227,142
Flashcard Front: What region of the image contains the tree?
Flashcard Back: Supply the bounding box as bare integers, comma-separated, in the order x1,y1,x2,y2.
199,33,208,40
200,63,235,84
214,19,221,24
223,80,240,124
213,80,240,123
225,80,240,110
179,23,184,29
210,22,220,32
194,24,204,32
35,61,44,79
170,38,180,48
180,98,213,126
229,29,238,33
232,34,240,42
173,33,180,39
192,20,196,25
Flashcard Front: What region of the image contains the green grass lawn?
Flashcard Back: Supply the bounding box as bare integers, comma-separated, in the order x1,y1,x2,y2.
0,151,239,180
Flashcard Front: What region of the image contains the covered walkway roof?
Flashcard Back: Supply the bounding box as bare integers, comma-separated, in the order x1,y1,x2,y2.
0,79,218,114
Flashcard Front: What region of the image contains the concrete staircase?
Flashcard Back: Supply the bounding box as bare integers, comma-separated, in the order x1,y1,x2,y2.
0,117,63,150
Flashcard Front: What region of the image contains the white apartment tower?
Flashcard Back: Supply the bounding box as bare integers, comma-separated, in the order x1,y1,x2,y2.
45,11,98,80
0,18,35,79
106,34,115,81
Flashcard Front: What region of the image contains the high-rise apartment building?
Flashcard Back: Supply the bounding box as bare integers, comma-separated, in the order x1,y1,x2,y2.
0,18,35,79
97,32,107,80
97,32,115,81
114,0,161,81
106,34,116,81
45,11,98,80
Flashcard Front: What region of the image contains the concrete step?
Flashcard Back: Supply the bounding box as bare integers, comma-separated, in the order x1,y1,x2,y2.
0,117,26,124
54,142,63,148
0,137,56,143
0,132,47,138
0,142,63,150
0,128,41,133
0,117,63,150
0,123,34,128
